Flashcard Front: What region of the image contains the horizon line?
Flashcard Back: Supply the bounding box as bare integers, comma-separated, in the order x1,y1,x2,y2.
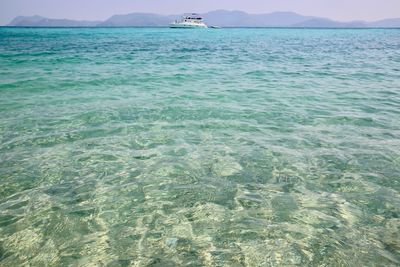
2,26,400,30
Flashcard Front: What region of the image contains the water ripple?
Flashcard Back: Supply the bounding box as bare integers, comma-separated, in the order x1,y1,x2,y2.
0,28,399,266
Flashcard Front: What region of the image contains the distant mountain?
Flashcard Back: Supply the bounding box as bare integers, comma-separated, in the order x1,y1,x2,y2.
8,15,100,27
98,13,178,27
367,18,400,28
6,11,400,28
203,10,314,27
9,15,45,26
293,18,366,28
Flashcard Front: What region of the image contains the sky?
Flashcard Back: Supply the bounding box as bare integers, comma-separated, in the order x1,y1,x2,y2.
1,0,400,25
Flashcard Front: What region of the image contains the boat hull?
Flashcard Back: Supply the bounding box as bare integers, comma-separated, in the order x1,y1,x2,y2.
169,23,207,29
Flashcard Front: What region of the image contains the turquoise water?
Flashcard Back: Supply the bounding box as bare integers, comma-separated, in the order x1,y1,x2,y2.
0,28,400,266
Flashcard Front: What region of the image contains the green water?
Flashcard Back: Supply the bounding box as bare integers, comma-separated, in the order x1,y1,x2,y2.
0,28,400,266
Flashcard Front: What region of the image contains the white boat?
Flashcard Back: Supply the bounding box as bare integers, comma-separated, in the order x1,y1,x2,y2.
170,14,208,29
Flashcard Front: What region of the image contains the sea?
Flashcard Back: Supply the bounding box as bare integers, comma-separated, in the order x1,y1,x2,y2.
0,27,399,266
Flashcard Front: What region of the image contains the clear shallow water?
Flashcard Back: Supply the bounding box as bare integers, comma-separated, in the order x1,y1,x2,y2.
0,27,400,266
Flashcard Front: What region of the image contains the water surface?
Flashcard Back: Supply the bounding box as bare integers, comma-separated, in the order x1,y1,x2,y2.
0,28,400,266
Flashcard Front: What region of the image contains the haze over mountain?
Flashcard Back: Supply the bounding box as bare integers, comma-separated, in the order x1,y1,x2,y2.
7,10,400,28
8,15,100,27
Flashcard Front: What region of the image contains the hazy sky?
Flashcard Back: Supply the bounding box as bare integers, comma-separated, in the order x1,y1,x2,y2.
1,0,400,25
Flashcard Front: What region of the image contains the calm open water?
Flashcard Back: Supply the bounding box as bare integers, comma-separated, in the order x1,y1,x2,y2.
0,28,400,266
